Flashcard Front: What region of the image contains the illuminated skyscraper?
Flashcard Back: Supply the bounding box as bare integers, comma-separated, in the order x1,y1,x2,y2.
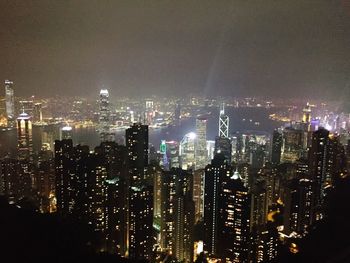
195,117,208,169
99,89,113,142
180,132,196,170
215,103,232,163
33,103,43,123
60,125,73,140
5,80,15,127
302,102,311,127
17,112,33,161
218,103,229,138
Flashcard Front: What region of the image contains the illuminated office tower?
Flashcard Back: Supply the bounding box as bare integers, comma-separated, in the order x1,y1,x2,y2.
166,140,180,169
145,99,154,125
302,102,312,130
33,103,43,123
161,168,194,262
99,89,113,142
271,130,283,165
281,127,304,163
17,112,33,161
215,103,232,163
60,125,73,140
203,154,232,258
206,140,215,161
195,117,208,169
218,103,229,138
5,80,15,127
180,132,196,170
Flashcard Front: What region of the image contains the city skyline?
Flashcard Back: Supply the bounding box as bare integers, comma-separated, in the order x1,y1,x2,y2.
1,2,350,263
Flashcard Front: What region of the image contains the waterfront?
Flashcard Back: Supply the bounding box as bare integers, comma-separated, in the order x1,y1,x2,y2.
0,107,282,157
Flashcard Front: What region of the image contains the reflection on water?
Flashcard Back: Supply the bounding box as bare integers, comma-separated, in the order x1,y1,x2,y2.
0,107,281,157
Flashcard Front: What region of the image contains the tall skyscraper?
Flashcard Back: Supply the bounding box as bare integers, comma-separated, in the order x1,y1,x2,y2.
203,154,232,257
215,103,232,163
195,117,208,169
214,136,232,164
17,112,33,161
60,125,73,140
5,80,15,127
309,128,329,221
225,173,251,262
180,132,196,170
271,130,283,165
126,123,149,184
33,103,43,123
161,168,194,262
218,103,229,138
302,102,312,129
125,123,154,259
99,89,113,142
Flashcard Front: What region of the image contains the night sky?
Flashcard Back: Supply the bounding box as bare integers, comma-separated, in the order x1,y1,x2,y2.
1,0,350,99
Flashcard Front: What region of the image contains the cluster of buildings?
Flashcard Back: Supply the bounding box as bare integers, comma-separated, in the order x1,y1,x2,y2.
0,81,350,262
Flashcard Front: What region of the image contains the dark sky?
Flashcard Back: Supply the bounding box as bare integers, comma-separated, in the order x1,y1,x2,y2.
1,0,350,99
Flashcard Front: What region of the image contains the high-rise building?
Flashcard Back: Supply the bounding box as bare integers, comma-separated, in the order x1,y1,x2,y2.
161,168,194,262
166,141,180,169
284,178,313,235
180,132,196,170
99,89,113,142
55,140,128,254
308,128,329,221
4,80,15,128
271,130,283,165
302,102,312,130
33,103,43,123
17,112,33,161
218,103,229,138
193,169,205,222
195,117,208,169
214,136,232,164
281,127,305,163
125,123,154,260
55,139,75,215
126,123,149,184
203,154,232,257
60,125,73,140
226,173,251,262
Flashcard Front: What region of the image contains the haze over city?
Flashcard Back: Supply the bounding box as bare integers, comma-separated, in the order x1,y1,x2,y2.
1,0,350,99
